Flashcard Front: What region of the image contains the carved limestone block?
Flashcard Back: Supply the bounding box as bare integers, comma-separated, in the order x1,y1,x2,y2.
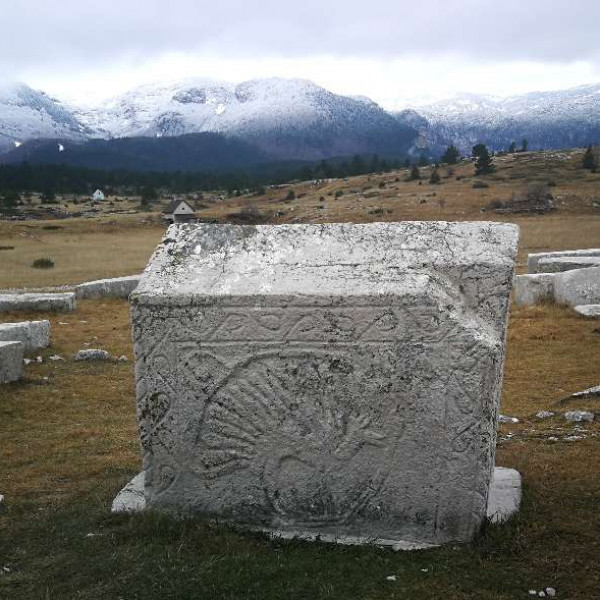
130,222,519,546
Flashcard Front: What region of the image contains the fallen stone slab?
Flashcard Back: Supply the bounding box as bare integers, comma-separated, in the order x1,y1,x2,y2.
553,266,600,307
112,466,523,547
527,249,600,273
0,293,76,313
574,304,600,318
536,256,600,273
0,341,23,384
513,273,555,306
129,221,519,547
74,349,110,361
75,275,141,300
0,320,50,352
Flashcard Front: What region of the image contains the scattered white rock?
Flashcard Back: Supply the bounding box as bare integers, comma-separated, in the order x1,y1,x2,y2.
570,385,600,400
421,568,429,573
58,322,69,326
49,355,65,361
498,415,519,424
538,592,546,598
574,304,600,318
546,587,556,597
564,411,594,423
118,355,128,362
536,411,555,419
564,435,584,442
548,437,559,442
0,494,4,505
23,358,33,365
36,356,43,363
74,349,110,361
386,575,397,582
529,591,537,596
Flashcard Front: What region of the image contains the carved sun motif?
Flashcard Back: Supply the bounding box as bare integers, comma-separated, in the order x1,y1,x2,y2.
195,351,406,526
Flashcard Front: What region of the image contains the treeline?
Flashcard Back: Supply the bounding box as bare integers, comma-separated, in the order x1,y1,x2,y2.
0,154,410,199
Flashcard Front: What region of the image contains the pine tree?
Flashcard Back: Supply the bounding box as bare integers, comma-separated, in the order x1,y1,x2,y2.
441,145,460,165
409,165,421,180
521,138,529,152
418,153,428,167
474,145,494,175
582,145,596,170
508,141,516,153
429,168,441,184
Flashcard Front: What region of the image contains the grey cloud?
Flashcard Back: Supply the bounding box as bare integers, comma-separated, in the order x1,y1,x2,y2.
2,0,600,75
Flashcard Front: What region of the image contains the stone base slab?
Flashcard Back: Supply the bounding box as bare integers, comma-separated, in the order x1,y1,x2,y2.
0,320,50,352
537,256,600,273
0,293,76,313
0,340,24,383
111,466,522,549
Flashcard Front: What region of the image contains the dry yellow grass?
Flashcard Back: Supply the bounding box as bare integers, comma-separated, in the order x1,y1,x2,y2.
2,148,600,288
1,300,599,598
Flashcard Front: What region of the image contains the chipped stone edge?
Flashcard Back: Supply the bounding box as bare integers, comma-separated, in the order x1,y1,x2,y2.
111,467,522,548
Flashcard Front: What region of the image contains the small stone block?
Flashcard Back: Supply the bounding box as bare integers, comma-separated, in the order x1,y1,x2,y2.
0,293,76,313
0,340,24,383
76,275,141,299
0,320,50,352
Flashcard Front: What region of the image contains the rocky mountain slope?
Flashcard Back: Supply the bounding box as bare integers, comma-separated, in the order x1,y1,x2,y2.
74,77,416,160
0,82,90,154
396,84,600,155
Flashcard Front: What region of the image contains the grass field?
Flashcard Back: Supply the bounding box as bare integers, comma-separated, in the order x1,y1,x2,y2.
1,148,600,598
2,149,600,288
0,301,599,599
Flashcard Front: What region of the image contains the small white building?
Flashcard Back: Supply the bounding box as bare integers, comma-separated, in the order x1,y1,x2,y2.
92,189,105,202
162,199,196,223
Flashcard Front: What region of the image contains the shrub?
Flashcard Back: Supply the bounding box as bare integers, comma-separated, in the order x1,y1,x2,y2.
473,181,489,189
334,190,344,198
31,257,55,269
285,189,296,201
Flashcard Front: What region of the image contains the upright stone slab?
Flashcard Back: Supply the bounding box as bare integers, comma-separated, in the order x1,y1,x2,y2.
130,222,519,546
513,273,555,306
0,341,23,384
0,320,50,352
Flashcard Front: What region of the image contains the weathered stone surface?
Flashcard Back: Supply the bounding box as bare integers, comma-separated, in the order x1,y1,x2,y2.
486,467,522,524
74,349,110,361
564,411,595,423
536,256,600,273
0,293,76,313
574,304,600,318
513,273,555,306
75,275,141,300
527,249,600,273
0,341,23,384
570,384,600,400
553,266,600,307
130,222,519,546
0,320,50,352
113,466,523,545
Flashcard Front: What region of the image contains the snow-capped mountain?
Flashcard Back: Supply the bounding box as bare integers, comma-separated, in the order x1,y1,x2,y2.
0,82,90,154
395,84,600,155
75,77,416,160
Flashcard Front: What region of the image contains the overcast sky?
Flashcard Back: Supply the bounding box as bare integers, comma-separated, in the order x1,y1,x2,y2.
2,0,600,108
